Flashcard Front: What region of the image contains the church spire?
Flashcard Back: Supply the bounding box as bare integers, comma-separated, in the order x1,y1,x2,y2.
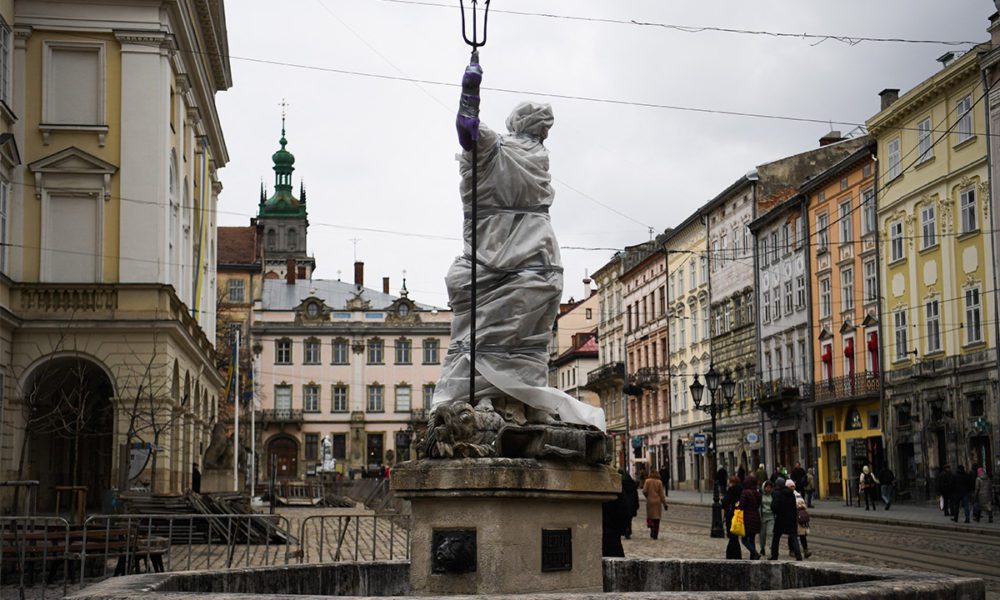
258,99,306,219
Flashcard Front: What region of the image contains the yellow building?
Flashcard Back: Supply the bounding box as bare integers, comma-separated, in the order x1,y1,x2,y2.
0,0,231,510
868,47,996,499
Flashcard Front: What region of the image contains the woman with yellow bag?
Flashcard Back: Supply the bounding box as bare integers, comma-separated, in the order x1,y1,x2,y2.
721,475,743,559
738,475,762,559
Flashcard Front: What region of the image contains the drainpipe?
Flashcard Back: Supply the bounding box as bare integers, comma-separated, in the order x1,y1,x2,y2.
980,67,1000,478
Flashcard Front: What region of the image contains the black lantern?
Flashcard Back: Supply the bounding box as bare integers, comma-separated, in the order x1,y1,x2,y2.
705,365,721,394
689,375,705,409
721,372,736,408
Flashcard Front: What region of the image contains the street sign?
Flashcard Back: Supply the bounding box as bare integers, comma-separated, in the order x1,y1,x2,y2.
692,433,707,454
746,432,759,444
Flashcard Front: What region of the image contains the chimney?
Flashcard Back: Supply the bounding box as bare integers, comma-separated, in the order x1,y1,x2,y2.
382,277,390,294
583,276,593,300
354,261,364,287
285,259,296,285
819,131,844,147
879,89,900,111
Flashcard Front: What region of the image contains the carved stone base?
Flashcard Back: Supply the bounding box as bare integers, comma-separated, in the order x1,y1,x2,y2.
391,458,619,596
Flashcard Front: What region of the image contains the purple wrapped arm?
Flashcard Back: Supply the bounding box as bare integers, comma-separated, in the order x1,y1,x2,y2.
456,61,483,152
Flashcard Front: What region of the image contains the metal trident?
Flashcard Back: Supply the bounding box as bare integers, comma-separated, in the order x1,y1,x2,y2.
458,0,490,406
459,0,491,50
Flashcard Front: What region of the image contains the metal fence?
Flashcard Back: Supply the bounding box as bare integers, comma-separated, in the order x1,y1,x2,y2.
297,513,410,564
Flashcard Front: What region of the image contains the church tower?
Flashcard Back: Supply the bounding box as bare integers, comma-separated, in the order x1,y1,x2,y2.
257,115,316,280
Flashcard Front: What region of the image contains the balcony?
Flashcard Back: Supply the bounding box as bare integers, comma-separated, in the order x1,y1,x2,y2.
807,373,879,405
257,408,304,429
632,366,662,389
585,362,625,390
757,378,805,418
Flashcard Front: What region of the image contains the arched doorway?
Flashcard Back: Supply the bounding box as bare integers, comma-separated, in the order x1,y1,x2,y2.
23,356,115,511
267,436,298,480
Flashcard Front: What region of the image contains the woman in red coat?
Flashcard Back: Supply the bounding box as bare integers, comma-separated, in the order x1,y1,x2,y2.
739,475,762,559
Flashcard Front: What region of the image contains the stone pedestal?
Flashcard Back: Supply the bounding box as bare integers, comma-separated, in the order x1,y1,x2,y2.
391,458,619,596
200,468,240,493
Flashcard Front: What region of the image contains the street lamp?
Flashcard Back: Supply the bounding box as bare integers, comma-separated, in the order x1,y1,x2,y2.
690,366,736,539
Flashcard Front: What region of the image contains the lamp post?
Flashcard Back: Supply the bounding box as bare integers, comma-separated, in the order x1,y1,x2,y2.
690,365,736,538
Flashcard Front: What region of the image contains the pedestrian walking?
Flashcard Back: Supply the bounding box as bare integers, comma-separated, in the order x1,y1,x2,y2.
859,465,879,511
602,481,631,557
974,468,994,523
937,465,954,516
659,465,670,497
769,479,803,561
737,464,747,481
739,475,762,559
952,465,972,523
794,487,812,559
716,465,729,498
621,469,639,539
759,480,775,558
754,463,767,486
642,470,668,539
722,475,743,559
804,467,816,508
878,465,895,510
790,462,807,491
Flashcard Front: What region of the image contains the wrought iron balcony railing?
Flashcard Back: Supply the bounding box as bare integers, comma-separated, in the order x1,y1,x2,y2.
586,362,625,388
632,366,662,389
806,373,879,404
256,408,304,426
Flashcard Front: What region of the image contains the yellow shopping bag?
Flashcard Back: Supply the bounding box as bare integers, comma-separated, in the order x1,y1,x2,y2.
730,507,746,537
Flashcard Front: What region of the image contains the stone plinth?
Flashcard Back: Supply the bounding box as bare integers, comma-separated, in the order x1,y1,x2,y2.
200,468,240,493
391,458,619,596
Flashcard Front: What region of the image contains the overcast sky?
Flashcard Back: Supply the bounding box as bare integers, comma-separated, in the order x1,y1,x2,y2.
215,0,993,307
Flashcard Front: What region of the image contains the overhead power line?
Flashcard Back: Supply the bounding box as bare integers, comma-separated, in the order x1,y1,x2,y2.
369,0,981,47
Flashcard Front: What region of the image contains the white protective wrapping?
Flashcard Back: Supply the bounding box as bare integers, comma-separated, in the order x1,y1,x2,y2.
432,102,607,431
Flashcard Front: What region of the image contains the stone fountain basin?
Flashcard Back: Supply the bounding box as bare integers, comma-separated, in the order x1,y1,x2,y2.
70,558,984,599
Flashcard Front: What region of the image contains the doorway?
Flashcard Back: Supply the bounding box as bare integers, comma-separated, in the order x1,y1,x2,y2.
970,435,993,475
366,433,384,467
268,436,299,480
824,441,842,497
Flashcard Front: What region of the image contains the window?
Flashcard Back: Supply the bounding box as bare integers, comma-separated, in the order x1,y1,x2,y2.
862,188,876,235
227,279,245,303
839,200,852,244
841,268,854,311
799,340,807,381
332,385,348,412
44,41,105,125
894,309,908,361
395,338,412,364
819,278,831,319
700,256,708,282
421,339,441,366
824,416,835,434
274,385,292,418
887,137,901,180
678,320,686,347
795,217,804,248
782,223,791,255
303,384,320,412
367,384,384,412
701,306,709,341
275,339,292,365
395,385,412,412
960,187,977,233
720,234,728,267
846,408,863,431
689,260,696,288
918,117,933,160
332,339,349,365
890,220,904,262
965,287,983,344
770,231,778,262
691,307,698,342
305,433,319,461
0,180,7,273
795,275,806,309
0,21,9,104
787,343,795,379
423,384,436,407
926,300,941,353
760,238,769,267
781,281,792,315
764,351,772,380
772,287,780,319
816,213,829,252
367,338,384,364
585,308,593,320
762,290,771,322
287,229,297,251
956,95,973,143
304,339,320,364
267,229,276,250
676,271,684,298
921,205,936,249
669,273,675,299
863,260,877,303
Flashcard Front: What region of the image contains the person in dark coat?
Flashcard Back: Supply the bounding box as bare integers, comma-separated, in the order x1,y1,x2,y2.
739,475,762,559
877,465,895,510
716,466,729,498
659,465,670,497
790,462,807,491
601,485,630,557
621,470,639,538
191,463,201,494
952,465,972,523
937,465,954,516
769,479,803,560
721,475,743,560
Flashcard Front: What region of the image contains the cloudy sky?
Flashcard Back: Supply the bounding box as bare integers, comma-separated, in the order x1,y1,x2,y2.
215,0,992,306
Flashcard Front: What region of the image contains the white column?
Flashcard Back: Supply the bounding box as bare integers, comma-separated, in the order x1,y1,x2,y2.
116,31,170,284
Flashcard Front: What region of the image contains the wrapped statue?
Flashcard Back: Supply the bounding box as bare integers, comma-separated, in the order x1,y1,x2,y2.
321,434,336,473
425,59,607,463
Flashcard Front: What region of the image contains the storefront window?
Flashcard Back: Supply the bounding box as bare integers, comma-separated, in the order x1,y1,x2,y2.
845,408,863,431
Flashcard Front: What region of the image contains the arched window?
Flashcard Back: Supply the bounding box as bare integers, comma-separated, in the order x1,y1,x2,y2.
845,407,863,431
267,229,277,250
287,228,297,251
